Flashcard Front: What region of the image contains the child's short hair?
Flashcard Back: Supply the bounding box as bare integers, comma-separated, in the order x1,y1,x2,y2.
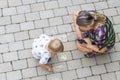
48,39,64,52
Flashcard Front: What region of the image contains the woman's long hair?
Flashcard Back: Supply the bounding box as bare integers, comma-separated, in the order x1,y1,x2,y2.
76,11,106,28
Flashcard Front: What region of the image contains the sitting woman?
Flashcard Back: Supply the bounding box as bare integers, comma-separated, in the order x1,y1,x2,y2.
73,10,116,57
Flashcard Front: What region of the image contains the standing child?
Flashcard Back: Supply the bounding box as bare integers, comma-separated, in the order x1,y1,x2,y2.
32,34,64,71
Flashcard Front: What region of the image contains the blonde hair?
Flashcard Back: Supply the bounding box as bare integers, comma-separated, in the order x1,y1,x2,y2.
92,12,106,24
48,39,64,52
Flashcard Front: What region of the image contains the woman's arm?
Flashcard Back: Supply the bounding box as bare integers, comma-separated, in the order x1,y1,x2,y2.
81,38,107,53
85,44,107,53
73,11,83,39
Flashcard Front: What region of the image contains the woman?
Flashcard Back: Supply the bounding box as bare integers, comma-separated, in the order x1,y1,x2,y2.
73,10,116,57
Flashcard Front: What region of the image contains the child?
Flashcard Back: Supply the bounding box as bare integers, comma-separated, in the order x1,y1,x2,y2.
73,10,116,57
32,34,64,71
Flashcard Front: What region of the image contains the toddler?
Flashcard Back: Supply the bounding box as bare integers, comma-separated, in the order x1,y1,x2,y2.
32,34,64,71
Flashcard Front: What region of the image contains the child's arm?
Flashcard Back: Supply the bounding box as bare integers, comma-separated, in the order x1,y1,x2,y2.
73,11,83,39
40,64,52,71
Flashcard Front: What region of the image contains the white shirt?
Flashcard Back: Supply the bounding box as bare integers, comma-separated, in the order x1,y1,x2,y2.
32,34,51,64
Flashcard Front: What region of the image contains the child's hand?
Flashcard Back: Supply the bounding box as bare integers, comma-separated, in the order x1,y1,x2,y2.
47,66,53,72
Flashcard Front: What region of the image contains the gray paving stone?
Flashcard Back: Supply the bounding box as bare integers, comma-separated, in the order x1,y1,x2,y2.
81,3,95,11
81,57,96,67
74,79,86,80
9,41,24,51
25,12,40,21
114,24,120,33
95,54,111,65
8,0,22,7
40,10,54,19
47,73,62,80
5,24,20,33
107,0,120,7
86,75,101,80
57,24,72,33
91,65,106,75
3,51,18,62
32,76,47,80
110,52,120,61
35,19,49,29
11,14,25,24
62,70,77,80
37,67,51,76
57,51,72,62
116,71,120,80
0,9,2,17
71,0,85,5
49,55,58,64
27,58,39,67
0,34,14,43
0,26,5,34
44,27,58,35
62,15,72,24
22,0,36,5
52,62,67,72
103,8,117,16
20,21,35,31
71,50,85,59
67,32,77,41
0,16,11,26
67,5,80,14
12,59,27,70
58,0,72,7
17,5,31,14
77,67,92,78
101,73,117,80
23,39,33,49
63,41,77,51
3,7,17,16
105,62,120,72
49,17,63,26
113,16,120,24
94,2,108,10
0,54,3,63
37,0,49,2
0,73,6,80
22,68,37,78
45,1,59,9
67,59,82,70
115,33,119,42
31,3,45,12
0,63,12,73
117,7,120,14
14,31,29,41
54,34,68,42
86,0,99,3
18,49,33,59
0,44,9,53
6,70,22,80
54,8,68,17
0,0,8,8
29,29,43,38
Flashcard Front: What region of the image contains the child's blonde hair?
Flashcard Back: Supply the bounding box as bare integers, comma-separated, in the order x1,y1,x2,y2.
48,39,64,52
